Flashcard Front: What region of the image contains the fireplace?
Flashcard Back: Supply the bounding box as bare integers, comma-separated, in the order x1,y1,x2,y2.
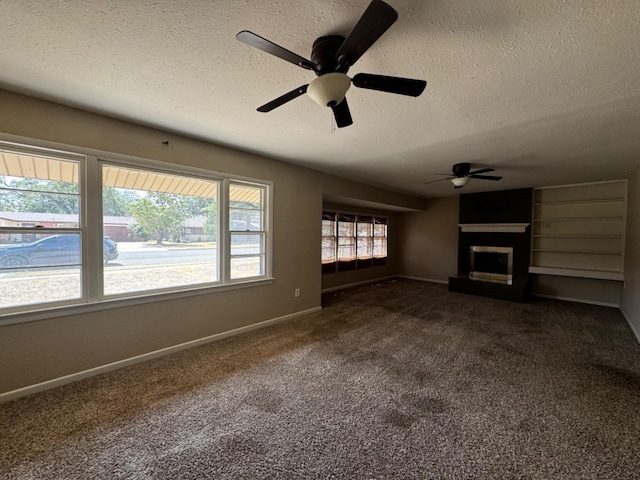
449,188,533,302
469,246,513,285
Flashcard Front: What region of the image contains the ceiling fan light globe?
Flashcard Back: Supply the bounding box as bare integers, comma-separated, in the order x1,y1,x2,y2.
451,176,470,187
307,72,351,107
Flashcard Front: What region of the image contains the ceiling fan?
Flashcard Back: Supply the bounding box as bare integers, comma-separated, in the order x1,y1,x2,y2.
236,0,427,128
427,163,503,189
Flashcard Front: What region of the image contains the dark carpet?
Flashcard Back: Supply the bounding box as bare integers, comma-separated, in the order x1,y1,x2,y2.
1,279,640,479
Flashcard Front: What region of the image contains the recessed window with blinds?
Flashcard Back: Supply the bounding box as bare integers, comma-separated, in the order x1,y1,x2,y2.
322,211,387,274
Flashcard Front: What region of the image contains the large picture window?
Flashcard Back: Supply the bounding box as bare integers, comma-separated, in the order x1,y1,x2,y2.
322,210,387,274
101,163,220,296
0,141,272,317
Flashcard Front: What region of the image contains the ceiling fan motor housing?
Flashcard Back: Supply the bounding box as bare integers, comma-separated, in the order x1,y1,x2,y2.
452,163,471,177
311,35,348,75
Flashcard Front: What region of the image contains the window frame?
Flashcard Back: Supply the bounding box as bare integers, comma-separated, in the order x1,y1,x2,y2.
0,139,273,325
228,181,269,283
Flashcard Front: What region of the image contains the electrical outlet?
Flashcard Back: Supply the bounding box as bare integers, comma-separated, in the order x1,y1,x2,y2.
294,288,300,297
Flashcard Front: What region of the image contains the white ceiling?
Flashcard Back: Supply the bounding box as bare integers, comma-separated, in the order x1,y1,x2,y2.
1,0,639,199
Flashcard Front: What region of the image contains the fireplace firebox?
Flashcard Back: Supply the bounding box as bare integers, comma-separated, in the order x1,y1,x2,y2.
469,246,513,285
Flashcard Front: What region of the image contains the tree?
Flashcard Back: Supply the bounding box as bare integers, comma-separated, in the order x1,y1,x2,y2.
0,178,18,211
127,193,189,245
103,187,138,216
1,178,78,214
183,195,212,217
202,200,217,240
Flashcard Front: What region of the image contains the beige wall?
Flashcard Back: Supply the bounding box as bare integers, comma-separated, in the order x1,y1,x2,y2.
322,174,425,211
397,196,459,282
0,90,423,395
621,165,640,341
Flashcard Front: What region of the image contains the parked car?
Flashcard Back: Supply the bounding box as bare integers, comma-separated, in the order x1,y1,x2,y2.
102,237,119,263
0,235,119,268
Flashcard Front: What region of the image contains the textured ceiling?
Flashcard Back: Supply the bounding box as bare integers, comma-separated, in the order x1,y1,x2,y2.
1,0,639,199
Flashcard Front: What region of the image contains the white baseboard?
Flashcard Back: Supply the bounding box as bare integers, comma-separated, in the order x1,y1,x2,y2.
620,307,640,345
531,293,620,308
396,275,449,285
321,276,396,293
0,306,322,404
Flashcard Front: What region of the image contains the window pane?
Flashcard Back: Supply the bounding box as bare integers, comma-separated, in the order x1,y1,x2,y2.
356,217,373,261
337,215,356,263
322,219,335,236
322,236,336,264
338,237,356,262
0,232,82,309
374,238,387,258
229,184,263,210
230,209,262,231
231,233,264,255
338,220,355,237
373,219,387,259
229,184,264,233
102,164,219,295
374,223,387,237
357,221,372,237
357,237,373,260
230,256,264,279
230,232,265,279
0,233,81,268
0,152,80,225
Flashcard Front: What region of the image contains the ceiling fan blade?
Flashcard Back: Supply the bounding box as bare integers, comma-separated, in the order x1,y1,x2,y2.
468,168,495,175
236,31,317,71
335,0,398,68
352,73,426,97
257,85,309,112
470,174,502,181
331,98,353,128
423,178,451,185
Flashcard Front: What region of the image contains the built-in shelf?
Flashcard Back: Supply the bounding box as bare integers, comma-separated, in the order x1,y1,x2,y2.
528,266,624,281
530,180,627,281
458,223,529,233
533,234,621,238
533,217,623,222
532,249,620,255
533,197,624,206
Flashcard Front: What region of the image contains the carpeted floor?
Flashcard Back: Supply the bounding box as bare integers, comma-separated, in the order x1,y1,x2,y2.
1,278,640,479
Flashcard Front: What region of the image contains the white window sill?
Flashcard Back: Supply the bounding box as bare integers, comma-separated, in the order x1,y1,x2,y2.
0,277,275,327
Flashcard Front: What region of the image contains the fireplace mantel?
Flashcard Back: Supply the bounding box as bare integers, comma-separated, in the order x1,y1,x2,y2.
458,223,530,233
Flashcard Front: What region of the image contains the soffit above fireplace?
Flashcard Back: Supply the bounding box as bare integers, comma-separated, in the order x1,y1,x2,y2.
458,223,530,233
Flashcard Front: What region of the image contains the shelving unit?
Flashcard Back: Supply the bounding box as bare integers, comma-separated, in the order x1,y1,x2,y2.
529,180,627,281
